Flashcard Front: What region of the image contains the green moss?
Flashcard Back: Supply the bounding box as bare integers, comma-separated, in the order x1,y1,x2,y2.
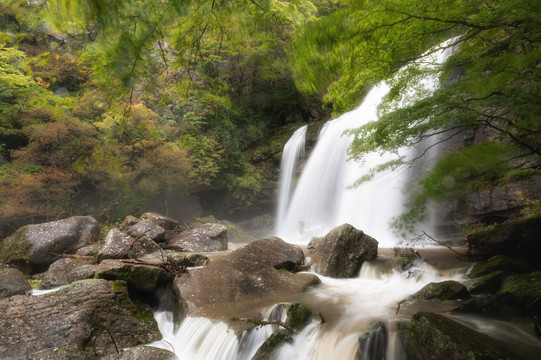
0,227,34,272
286,302,312,331
410,281,470,301
498,271,541,303
468,256,529,279
27,278,42,289
252,329,293,360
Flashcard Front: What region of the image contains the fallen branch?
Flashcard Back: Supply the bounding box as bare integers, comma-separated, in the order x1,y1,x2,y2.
396,299,406,315
230,317,294,333
422,231,463,260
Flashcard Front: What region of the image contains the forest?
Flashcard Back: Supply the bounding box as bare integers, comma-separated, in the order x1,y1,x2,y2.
1,0,540,238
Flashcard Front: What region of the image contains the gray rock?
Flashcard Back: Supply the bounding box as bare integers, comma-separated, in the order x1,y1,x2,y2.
251,329,293,360
40,258,78,289
0,267,32,298
97,229,162,262
176,237,320,316
0,216,99,274
140,212,180,230
307,224,378,278
166,251,210,267
100,345,176,360
75,244,100,256
0,279,161,358
167,223,228,252
397,312,525,360
355,321,387,360
409,280,470,301
126,219,167,243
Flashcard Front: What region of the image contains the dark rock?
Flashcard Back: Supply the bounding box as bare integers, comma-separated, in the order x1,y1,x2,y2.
498,271,541,310
355,321,387,360
454,293,524,317
397,312,525,360
251,329,293,360
97,229,162,262
468,255,531,278
0,216,99,274
307,224,378,278
100,345,176,360
464,271,506,295
40,258,92,289
176,237,319,315
94,260,171,294
167,223,228,252
467,216,541,266
0,267,31,298
286,302,312,331
0,279,161,358
409,280,470,301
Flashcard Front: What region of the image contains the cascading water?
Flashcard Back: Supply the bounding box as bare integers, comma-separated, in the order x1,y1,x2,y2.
275,46,452,246
276,125,308,232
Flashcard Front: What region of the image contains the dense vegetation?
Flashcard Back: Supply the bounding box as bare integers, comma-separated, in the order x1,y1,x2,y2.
1,0,539,238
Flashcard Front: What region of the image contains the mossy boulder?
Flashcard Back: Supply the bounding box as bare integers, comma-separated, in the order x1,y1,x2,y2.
166,251,210,267
468,255,531,279
286,302,312,331
0,267,31,298
307,224,378,278
251,329,293,360
409,280,470,301
397,312,525,360
498,271,541,307
356,321,387,360
454,293,524,317
0,216,99,274
93,260,171,294
467,216,541,266
0,279,161,358
464,271,506,295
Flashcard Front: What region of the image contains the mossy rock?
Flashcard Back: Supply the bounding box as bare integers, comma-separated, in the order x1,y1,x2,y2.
286,302,312,331
464,271,506,295
95,261,171,294
468,255,530,279
251,329,293,360
379,253,417,274
409,280,470,301
356,321,387,360
498,271,541,305
454,293,524,317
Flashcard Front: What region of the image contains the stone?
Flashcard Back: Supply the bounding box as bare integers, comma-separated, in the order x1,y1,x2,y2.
75,244,100,256
166,251,210,267
455,293,524,317
97,229,162,263
167,223,228,252
468,255,531,279
0,279,161,358
94,260,172,294
140,212,180,230
0,267,31,298
355,321,387,360
464,271,506,295
0,216,99,274
100,345,176,360
307,224,378,278
251,329,293,360
498,271,541,307
286,302,312,331
176,237,320,316
125,219,167,243
397,312,525,360
40,258,90,289
378,253,417,274
409,280,470,301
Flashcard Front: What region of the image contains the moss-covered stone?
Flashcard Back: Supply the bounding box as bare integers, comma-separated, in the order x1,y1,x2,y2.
356,321,387,360
251,329,293,360
409,280,470,301
94,261,171,294
286,302,312,331
468,255,530,279
464,271,506,295
397,312,525,360
454,293,524,317
498,271,541,305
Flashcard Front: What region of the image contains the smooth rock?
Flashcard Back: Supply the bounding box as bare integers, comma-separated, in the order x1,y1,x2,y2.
167,223,228,252
97,229,162,262
0,216,99,274
0,267,32,298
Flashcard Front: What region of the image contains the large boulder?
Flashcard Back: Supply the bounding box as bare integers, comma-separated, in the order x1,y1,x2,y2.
166,223,228,252
468,255,531,278
122,212,180,244
0,279,161,359
176,237,320,317
0,216,99,274
307,224,378,278
397,312,525,360
409,280,470,301
40,258,91,289
97,229,162,263
0,267,32,298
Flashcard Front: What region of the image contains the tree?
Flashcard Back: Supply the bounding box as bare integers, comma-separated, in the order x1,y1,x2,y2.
289,0,541,235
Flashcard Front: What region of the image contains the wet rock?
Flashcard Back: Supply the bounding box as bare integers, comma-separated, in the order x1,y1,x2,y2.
379,253,417,274
40,258,93,289
166,251,210,267
454,293,524,317
307,224,378,278
355,321,387,360
176,237,319,314
0,216,99,274
100,345,176,360
397,312,525,360
97,229,162,262
94,260,171,294
167,223,228,252
498,271,541,310
467,216,541,266
468,255,530,278
286,302,312,331
409,280,470,301
464,271,506,295
0,267,31,298
251,329,293,360
0,279,161,358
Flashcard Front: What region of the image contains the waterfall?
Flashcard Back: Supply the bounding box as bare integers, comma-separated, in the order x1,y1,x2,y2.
276,125,308,232
275,45,454,246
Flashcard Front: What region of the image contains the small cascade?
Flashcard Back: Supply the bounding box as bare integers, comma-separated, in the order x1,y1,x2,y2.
276,125,308,232
275,46,453,246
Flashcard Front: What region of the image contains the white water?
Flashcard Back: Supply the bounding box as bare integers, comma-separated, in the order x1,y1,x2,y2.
275,46,453,246
276,125,308,232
